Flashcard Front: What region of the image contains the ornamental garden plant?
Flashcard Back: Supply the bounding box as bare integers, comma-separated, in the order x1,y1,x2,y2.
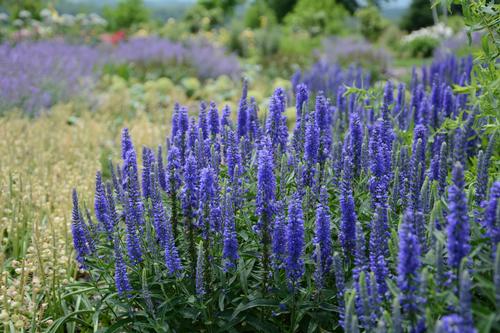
65,56,499,332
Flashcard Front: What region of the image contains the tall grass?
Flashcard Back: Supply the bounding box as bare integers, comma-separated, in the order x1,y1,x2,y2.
0,102,172,330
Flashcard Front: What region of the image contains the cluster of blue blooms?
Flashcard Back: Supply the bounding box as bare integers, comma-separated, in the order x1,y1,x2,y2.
71,55,499,332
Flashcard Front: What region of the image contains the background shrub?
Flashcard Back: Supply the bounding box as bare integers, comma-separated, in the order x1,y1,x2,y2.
283,0,348,36
103,0,149,31
404,35,440,58
355,5,388,42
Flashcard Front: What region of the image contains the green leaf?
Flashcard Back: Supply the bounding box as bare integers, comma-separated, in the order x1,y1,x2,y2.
239,257,255,295
219,292,225,312
245,314,279,333
104,317,137,333
46,310,94,333
482,34,490,57
307,320,318,333
476,313,496,333
230,299,278,321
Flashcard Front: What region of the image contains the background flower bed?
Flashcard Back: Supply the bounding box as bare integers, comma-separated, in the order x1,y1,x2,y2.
0,37,241,116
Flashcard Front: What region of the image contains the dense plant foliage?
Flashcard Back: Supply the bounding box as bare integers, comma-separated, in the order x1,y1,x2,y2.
401,23,454,58
291,37,392,91
103,0,149,31
354,6,388,42
63,54,499,331
283,0,348,36
446,0,499,132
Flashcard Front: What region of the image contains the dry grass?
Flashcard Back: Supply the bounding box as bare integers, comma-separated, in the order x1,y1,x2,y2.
0,100,172,329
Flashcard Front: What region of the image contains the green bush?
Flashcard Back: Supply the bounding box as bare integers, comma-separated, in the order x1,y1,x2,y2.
263,0,298,22
226,21,246,57
260,30,320,77
446,15,466,33
184,4,224,32
103,0,149,31
4,0,43,20
404,36,440,58
198,0,243,16
244,0,277,29
254,26,281,57
283,0,348,36
379,24,404,52
355,6,387,42
400,0,436,32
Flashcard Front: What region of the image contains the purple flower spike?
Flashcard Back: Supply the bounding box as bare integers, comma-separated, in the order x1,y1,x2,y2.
114,238,133,298
286,194,305,286
95,171,113,239
397,210,422,317
314,188,333,283
71,189,91,267
447,162,470,271
222,189,239,270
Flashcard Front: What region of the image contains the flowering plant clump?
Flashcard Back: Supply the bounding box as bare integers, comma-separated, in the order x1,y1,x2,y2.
65,55,499,332
108,37,241,81
402,23,454,44
0,8,107,42
0,37,240,115
401,23,456,58
0,40,102,115
321,37,392,78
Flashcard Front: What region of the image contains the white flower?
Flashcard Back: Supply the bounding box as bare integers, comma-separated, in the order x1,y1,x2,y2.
40,8,51,18
13,19,23,27
402,23,453,44
60,14,75,26
19,10,32,19
89,13,107,26
0,12,9,22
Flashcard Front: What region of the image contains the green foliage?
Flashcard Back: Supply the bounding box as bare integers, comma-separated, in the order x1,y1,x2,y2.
261,0,385,18
379,24,405,51
226,21,246,56
102,60,199,84
229,24,280,59
262,0,298,22
355,5,388,42
199,0,244,15
400,0,437,32
259,28,285,56
49,166,346,331
445,0,500,132
446,14,466,32
268,29,320,76
337,0,390,14
184,4,224,32
2,0,43,19
244,0,277,29
185,0,244,31
103,0,149,31
404,36,441,58
283,0,348,36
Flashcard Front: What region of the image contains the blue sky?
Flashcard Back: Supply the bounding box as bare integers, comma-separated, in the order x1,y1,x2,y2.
384,0,411,8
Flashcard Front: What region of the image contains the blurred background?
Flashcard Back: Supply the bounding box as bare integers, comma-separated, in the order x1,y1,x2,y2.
0,0,481,118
